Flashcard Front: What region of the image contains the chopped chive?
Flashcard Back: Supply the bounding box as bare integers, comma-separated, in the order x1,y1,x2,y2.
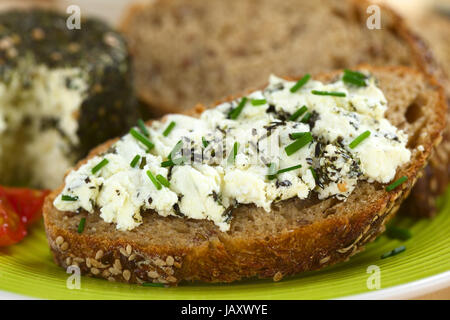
311,90,346,97
130,128,154,150
228,142,240,164
202,136,209,148
285,132,313,156
77,217,86,234
146,170,162,190
61,195,78,201
142,282,165,287
277,164,302,174
343,73,367,87
139,156,147,170
267,162,278,180
381,245,406,259
386,226,412,241
290,132,308,139
344,69,366,79
228,97,248,120
349,130,371,149
267,164,302,180
392,245,406,255
156,174,170,188
289,106,308,121
130,155,141,168
386,176,408,191
290,74,311,93
162,121,176,137
309,167,318,180
91,158,109,175
343,69,367,86
137,119,149,137
251,99,267,106
300,112,311,123
161,160,174,167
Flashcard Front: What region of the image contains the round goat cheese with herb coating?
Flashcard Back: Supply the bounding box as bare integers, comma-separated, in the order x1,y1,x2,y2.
0,9,137,188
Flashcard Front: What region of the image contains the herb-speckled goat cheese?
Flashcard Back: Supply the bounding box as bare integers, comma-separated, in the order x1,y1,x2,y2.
55,71,411,232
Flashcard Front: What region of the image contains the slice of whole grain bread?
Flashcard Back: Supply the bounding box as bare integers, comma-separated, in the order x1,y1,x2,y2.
120,0,449,218
43,66,447,285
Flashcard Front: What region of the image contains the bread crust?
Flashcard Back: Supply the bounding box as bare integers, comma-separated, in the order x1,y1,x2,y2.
43,66,447,285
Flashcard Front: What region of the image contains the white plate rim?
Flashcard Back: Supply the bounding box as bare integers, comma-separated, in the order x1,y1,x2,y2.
340,270,450,300
1,271,449,300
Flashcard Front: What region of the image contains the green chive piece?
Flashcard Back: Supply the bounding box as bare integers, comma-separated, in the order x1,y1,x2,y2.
343,73,367,87
202,136,209,148
146,170,162,190
386,176,408,191
77,217,86,234
161,160,174,167
130,128,154,150
61,195,78,201
343,69,367,87
251,99,267,106
228,142,240,164
289,106,308,121
137,119,149,137
162,121,176,137
142,282,165,287
311,90,346,97
386,226,412,241
91,158,109,174
309,167,318,180
300,112,312,123
156,174,170,188
392,245,406,255
290,132,308,139
267,162,278,180
349,130,371,149
344,69,366,79
139,156,147,170
285,132,313,156
290,74,311,93
381,245,406,259
130,155,141,168
277,164,302,175
228,97,248,119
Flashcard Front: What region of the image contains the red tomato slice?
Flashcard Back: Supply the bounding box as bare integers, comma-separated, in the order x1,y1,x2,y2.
0,193,27,247
0,187,50,226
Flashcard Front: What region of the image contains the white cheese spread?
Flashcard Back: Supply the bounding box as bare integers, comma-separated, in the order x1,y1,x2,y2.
54,72,410,232
0,62,87,188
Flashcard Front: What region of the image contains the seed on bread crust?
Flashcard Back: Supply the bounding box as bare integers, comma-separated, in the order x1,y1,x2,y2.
95,250,104,260
166,256,174,266
60,242,69,251
273,272,283,282
126,245,132,256
91,268,100,275
55,236,64,246
123,269,131,281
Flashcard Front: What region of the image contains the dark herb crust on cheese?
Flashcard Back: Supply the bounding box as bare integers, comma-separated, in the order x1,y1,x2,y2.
0,9,137,159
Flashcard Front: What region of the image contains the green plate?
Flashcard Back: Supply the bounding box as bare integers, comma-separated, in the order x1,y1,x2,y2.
1,187,449,300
